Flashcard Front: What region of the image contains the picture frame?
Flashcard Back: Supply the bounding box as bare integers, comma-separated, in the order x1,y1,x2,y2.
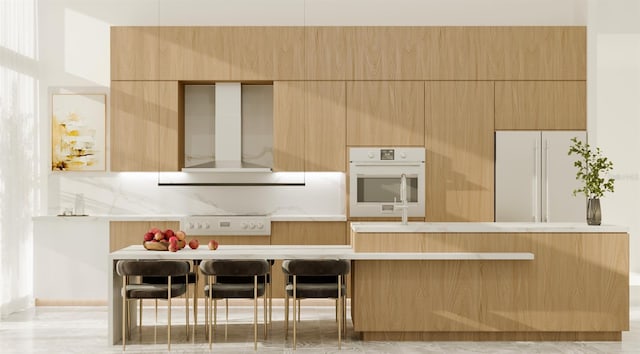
51,92,106,171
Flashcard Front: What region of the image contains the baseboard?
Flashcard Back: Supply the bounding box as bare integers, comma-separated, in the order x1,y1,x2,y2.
35,299,107,306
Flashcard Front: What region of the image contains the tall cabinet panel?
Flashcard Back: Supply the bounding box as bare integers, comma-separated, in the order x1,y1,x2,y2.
425,81,494,222
496,131,586,222
111,81,181,171
305,81,347,172
273,81,305,171
347,81,424,146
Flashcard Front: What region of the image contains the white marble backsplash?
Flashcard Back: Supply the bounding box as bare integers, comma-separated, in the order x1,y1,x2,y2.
47,172,345,217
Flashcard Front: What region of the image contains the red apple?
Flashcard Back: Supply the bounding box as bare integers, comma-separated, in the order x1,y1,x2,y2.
175,230,186,241
188,239,199,249
168,243,178,252
208,239,219,250
143,232,154,242
168,236,178,244
149,227,161,234
165,229,175,238
154,232,164,241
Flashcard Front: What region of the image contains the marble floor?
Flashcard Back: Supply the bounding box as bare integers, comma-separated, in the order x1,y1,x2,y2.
1,304,640,354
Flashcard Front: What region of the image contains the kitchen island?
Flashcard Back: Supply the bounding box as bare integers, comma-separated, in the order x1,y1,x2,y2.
108,244,533,344
350,222,629,341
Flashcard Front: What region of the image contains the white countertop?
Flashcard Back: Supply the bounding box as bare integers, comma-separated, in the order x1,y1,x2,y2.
110,245,534,261
269,215,346,222
351,222,628,233
33,214,346,222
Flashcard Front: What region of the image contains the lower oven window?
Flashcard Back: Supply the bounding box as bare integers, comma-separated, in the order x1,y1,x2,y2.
356,177,418,203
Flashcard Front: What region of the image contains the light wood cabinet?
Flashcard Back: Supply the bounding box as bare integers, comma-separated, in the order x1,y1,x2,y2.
425,81,494,222
270,222,347,298
157,27,304,80
113,26,585,81
305,81,346,172
110,81,182,171
157,27,230,80
273,81,347,172
495,81,587,130
273,81,305,171
346,27,436,80
347,81,424,146
305,27,351,80
111,27,159,80
486,27,586,80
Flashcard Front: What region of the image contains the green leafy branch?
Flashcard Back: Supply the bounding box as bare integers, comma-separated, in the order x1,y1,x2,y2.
567,137,615,199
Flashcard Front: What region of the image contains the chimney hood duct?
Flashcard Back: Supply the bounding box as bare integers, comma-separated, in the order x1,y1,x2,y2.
182,82,272,173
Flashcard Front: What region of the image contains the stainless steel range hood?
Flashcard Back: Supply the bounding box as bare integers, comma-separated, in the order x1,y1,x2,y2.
159,83,299,185
182,82,273,173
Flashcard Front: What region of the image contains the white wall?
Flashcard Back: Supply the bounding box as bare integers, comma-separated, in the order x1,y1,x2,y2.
588,0,640,289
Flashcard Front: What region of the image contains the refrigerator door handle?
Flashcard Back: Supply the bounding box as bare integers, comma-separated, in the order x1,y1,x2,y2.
544,139,550,222
532,139,539,222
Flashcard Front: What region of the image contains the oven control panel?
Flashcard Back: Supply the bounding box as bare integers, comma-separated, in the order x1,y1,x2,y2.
180,216,271,236
349,147,425,163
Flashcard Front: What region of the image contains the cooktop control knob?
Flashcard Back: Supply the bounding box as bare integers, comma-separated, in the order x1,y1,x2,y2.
368,152,375,159
241,222,249,229
400,152,407,159
257,223,264,229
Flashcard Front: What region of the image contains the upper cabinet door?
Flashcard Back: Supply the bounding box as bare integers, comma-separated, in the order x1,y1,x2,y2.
347,81,424,146
273,81,305,172
273,81,347,172
111,81,181,172
346,27,435,80
425,81,495,222
157,27,304,81
495,81,586,130
305,82,347,172
111,27,159,80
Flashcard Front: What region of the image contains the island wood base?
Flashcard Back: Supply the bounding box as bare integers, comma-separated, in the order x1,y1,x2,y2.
359,331,621,341
350,231,629,341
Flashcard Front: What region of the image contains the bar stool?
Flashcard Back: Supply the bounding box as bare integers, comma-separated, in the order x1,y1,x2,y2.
282,259,350,350
116,260,190,351
200,259,270,350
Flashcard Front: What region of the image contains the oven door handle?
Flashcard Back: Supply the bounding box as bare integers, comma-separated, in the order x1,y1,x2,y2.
350,162,424,167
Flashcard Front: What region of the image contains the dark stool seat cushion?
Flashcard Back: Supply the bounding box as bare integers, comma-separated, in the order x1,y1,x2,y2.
116,260,190,277
204,283,266,299
200,259,269,277
282,259,350,276
124,283,187,299
285,283,347,299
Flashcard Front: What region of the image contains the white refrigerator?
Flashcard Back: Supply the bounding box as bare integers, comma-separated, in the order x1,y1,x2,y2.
495,131,586,222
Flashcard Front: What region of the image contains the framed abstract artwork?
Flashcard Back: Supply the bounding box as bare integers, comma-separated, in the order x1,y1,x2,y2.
51,93,106,171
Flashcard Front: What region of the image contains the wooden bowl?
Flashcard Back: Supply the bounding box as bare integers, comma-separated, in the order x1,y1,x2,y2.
143,240,186,251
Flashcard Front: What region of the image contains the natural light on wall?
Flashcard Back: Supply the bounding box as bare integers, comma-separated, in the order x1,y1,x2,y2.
0,0,38,315
64,8,110,86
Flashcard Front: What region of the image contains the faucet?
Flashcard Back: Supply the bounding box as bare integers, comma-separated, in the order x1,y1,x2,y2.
395,173,409,225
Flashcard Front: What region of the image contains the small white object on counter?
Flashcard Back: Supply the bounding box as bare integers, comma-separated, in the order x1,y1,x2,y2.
350,222,628,233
